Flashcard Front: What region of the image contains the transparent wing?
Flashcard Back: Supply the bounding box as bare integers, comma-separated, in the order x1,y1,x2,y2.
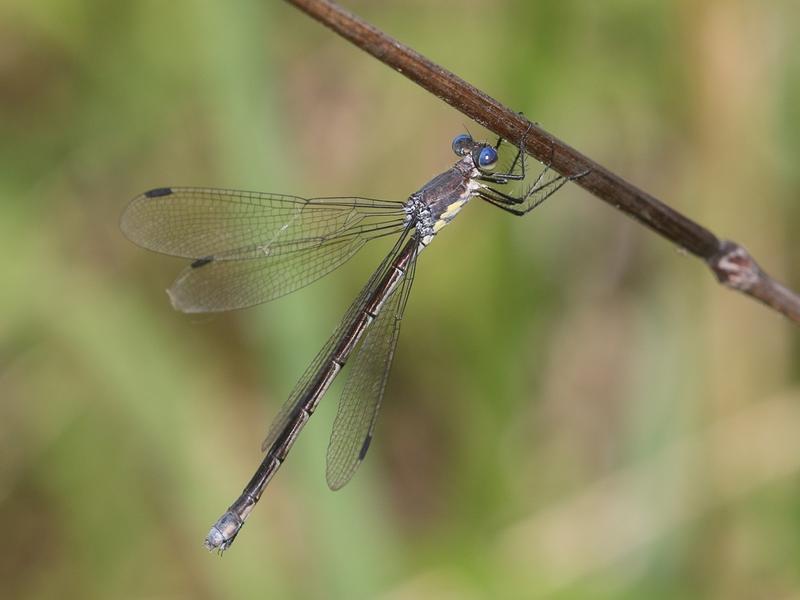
121,187,407,312
325,238,419,490
260,229,413,455
168,234,368,312
121,187,405,260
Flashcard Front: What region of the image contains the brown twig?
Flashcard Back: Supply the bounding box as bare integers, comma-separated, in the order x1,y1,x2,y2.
285,0,800,324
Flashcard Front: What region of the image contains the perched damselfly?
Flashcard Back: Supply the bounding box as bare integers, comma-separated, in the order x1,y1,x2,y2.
121,132,580,552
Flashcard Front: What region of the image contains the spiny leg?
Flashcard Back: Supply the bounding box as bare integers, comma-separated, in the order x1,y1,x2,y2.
480,167,590,217
505,121,534,179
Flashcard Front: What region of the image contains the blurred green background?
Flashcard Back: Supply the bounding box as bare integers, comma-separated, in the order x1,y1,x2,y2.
2,1,800,598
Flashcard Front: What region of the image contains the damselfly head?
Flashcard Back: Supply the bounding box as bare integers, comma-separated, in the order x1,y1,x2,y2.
451,134,498,172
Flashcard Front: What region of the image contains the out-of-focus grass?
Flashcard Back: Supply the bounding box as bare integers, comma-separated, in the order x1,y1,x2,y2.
1,1,799,598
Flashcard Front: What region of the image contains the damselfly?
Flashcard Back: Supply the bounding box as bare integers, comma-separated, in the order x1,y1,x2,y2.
121,132,581,552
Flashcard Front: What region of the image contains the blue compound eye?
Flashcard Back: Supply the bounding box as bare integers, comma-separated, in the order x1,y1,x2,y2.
476,145,498,170
451,134,472,156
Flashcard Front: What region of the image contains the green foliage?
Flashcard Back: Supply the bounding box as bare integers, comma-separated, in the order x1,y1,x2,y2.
1,1,799,598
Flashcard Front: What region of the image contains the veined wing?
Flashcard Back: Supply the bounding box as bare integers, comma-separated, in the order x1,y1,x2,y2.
121,187,405,260
167,234,372,313
120,187,407,312
259,229,413,455
326,237,419,490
